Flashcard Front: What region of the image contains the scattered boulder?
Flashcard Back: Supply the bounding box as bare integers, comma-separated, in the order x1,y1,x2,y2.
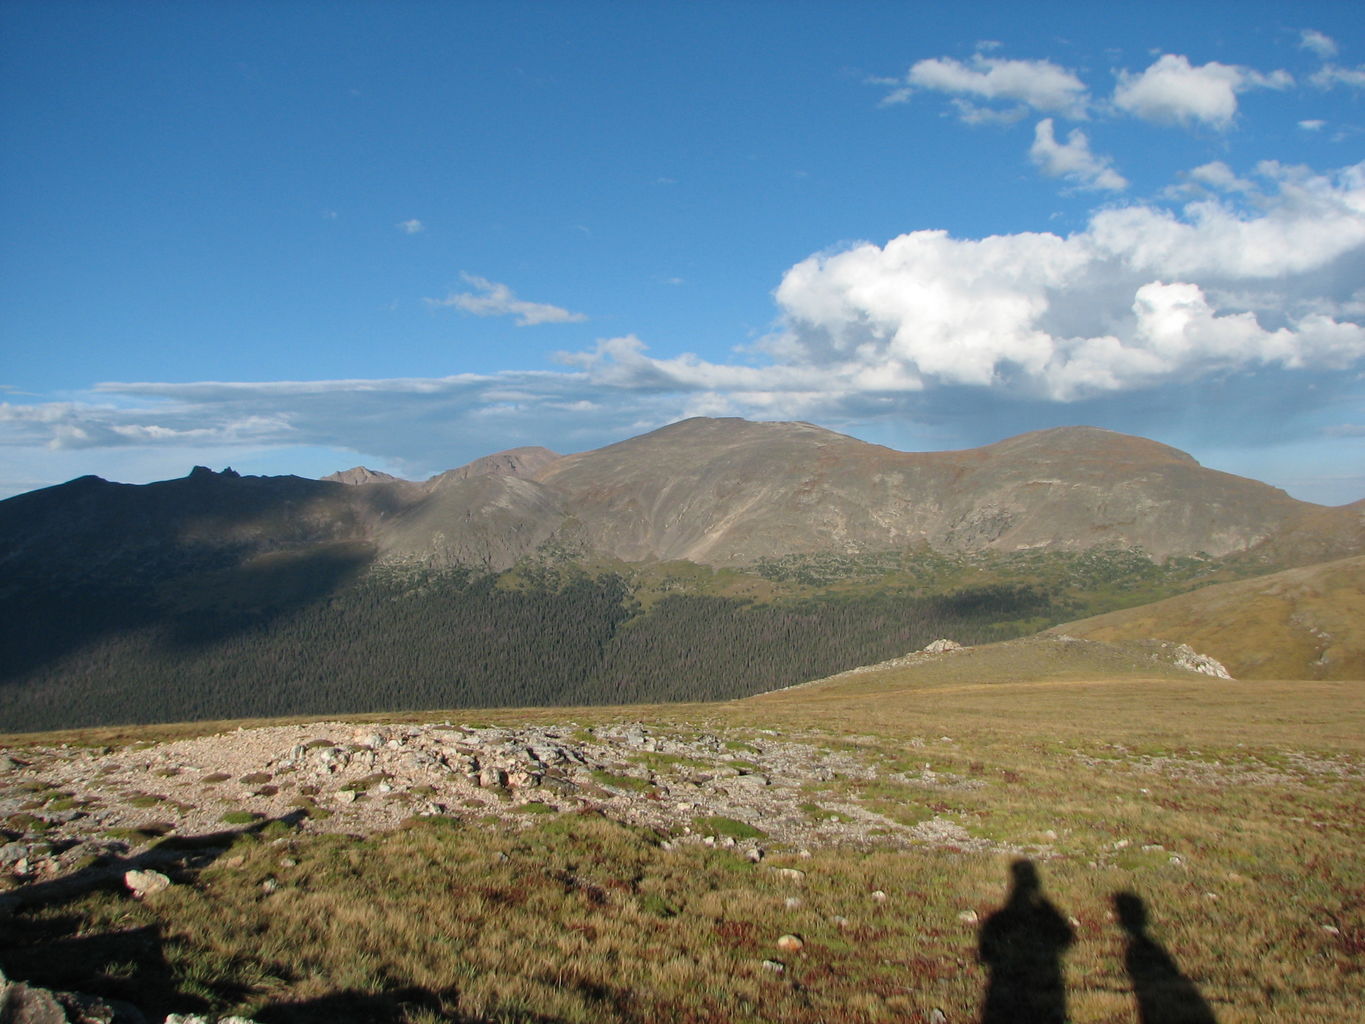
478,766,507,789
123,869,171,899
1,843,29,865
775,934,804,954
0,967,149,1024
0,974,68,1024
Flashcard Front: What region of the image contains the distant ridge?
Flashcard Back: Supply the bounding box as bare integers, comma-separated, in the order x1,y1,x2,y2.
6,417,1360,573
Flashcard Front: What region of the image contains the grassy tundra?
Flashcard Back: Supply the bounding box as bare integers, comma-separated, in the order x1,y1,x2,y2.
2,639,1362,1023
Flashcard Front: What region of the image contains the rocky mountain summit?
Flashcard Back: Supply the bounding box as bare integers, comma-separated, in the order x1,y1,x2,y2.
353,418,1350,566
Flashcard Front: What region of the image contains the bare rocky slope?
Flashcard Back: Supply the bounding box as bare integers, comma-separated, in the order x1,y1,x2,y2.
316,417,1356,569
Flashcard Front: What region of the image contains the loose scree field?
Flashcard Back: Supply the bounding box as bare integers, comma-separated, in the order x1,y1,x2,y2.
2,644,1361,1023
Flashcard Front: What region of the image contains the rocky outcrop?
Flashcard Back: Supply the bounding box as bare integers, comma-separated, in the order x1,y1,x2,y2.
0,717,1009,886
1171,643,1233,679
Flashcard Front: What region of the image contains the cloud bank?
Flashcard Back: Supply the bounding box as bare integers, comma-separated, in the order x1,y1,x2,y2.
768,161,1365,402
5,159,1361,493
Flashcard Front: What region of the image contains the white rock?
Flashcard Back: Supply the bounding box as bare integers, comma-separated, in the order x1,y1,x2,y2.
124,869,171,898
1172,643,1233,679
776,933,804,953
922,639,962,654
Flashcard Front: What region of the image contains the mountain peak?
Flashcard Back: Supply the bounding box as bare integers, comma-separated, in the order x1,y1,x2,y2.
323,466,408,486
426,446,561,489
982,425,1201,466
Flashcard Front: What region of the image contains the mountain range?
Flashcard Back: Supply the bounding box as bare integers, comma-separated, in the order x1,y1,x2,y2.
11,415,1338,574
2,417,1362,732
349,416,1364,567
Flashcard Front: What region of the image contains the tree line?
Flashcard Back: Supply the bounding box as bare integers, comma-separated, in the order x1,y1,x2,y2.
0,561,1053,733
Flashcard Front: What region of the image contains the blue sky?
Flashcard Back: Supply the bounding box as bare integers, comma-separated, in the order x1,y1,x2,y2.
3,0,1363,504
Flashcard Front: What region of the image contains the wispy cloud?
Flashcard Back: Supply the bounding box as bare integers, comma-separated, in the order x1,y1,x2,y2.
396,218,425,234
1299,29,1338,61
1310,64,1365,90
427,274,588,327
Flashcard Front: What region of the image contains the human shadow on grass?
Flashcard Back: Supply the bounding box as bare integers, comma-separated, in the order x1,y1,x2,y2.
0,811,308,1020
977,859,1075,1024
1114,891,1219,1023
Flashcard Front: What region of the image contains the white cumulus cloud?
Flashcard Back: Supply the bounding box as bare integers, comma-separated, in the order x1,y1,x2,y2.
396,218,424,234
769,161,1365,401
894,53,1090,119
1029,119,1127,191
1113,54,1292,130
429,274,588,327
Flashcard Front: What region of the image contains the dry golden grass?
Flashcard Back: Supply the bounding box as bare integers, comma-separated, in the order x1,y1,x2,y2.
2,638,1362,1022
1049,554,1365,680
